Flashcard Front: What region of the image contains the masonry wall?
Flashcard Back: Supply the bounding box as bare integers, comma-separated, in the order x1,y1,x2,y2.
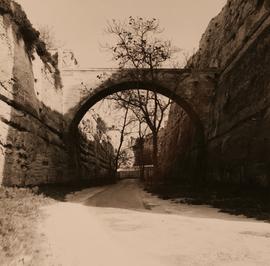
158,105,198,184
78,114,115,184
0,1,117,186
0,2,70,186
161,0,270,186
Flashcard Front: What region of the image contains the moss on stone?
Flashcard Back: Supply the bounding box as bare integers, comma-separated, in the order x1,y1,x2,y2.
0,0,62,89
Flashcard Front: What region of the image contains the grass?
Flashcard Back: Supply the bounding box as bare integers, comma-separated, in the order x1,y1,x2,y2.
0,187,53,265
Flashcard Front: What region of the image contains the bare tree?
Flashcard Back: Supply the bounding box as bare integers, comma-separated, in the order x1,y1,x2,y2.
105,17,177,177
108,97,136,170
105,17,177,69
38,25,58,50
108,90,171,176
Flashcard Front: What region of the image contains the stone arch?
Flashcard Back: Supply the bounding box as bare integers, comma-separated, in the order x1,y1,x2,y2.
63,68,217,180
70,81,205,138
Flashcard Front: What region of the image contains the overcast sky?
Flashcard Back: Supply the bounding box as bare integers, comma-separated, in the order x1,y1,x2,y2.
16,0,227,68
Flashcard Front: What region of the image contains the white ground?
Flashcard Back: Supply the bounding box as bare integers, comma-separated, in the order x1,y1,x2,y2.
39,179,270,266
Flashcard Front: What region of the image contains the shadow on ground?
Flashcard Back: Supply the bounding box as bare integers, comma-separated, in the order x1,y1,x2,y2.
34,180,270,222
36,180,115,201
146,183,270,222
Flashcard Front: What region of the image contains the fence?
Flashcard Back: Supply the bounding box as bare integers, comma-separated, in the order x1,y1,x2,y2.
117,165,154,180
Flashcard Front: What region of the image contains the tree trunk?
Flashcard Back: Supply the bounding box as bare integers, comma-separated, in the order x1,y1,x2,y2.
139,142,145,181
114,106,129,172
152,132,158,186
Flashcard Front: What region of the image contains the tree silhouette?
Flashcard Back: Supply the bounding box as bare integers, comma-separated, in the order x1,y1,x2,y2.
105,17,178,180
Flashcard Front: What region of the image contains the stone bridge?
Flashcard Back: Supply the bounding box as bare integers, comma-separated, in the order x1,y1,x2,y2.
61,67,218,140
57,67,218,181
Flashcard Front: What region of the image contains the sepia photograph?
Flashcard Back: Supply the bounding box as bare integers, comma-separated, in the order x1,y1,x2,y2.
0,0,270,265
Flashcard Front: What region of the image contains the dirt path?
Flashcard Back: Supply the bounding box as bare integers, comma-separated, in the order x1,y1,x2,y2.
84,179,145,209
38,179,270,266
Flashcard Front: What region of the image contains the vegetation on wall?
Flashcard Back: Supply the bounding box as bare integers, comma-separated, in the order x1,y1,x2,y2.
0,0,62,88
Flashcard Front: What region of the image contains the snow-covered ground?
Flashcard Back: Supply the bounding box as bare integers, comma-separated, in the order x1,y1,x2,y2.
39,179,270,266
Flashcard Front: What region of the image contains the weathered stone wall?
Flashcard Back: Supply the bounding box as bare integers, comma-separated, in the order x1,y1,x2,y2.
158,105,198,184
78,114,115,184
161,0,270,186
0,1,116,186
204,0,270,186
132,134,155,167
0,1,68,186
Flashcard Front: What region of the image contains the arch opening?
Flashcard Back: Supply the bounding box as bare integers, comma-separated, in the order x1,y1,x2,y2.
66,81,207,187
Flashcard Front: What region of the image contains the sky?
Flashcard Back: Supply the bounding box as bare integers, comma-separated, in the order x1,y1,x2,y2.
16,0,227,68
